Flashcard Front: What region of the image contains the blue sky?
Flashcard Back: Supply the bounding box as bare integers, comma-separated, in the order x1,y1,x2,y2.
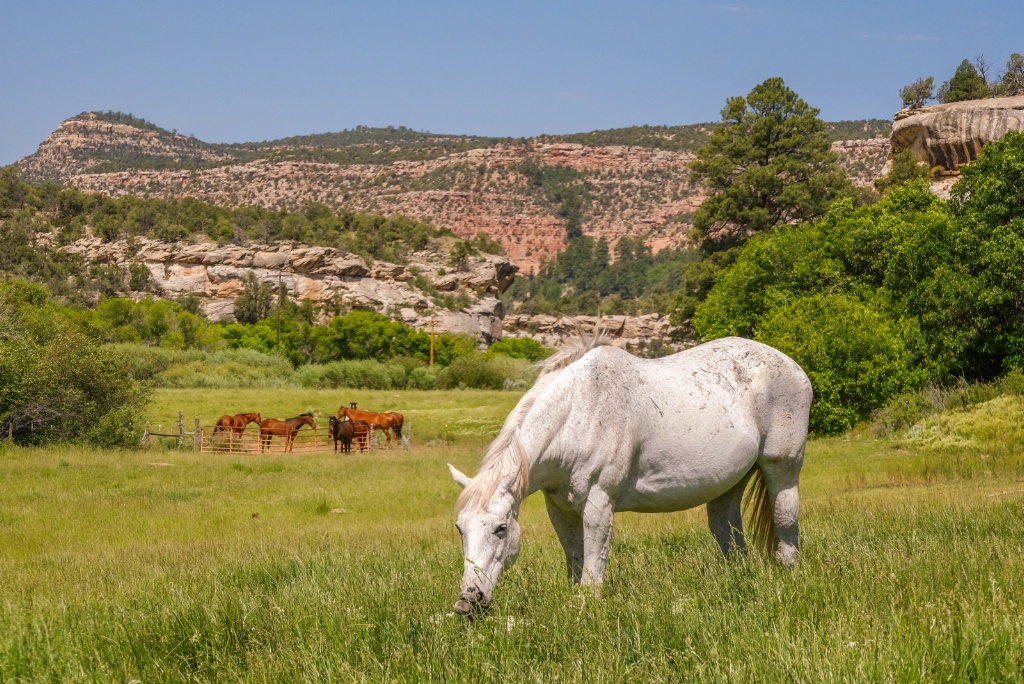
2,0,1022,165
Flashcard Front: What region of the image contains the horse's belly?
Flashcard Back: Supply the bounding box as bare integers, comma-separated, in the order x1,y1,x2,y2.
614,436,758,513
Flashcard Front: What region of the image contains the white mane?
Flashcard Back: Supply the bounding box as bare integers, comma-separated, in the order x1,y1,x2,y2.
456,330,611,512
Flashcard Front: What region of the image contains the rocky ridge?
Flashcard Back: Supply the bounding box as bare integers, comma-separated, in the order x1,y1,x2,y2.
20,115,891,274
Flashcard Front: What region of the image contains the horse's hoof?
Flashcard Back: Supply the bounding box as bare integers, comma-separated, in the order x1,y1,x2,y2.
453,599,473,615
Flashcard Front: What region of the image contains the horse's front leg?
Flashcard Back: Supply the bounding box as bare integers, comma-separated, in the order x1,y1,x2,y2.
581,488,615,586
544,493,584,583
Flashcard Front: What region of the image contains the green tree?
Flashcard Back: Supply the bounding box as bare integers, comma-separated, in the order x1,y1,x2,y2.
874,149,932,193
689,77,853,251
937,59,990,103
899,76,935,109
448,239,477,272
995,53,1024,96
233,272,273,324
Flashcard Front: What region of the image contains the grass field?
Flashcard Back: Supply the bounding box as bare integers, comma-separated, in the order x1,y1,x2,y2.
1,388,1023,682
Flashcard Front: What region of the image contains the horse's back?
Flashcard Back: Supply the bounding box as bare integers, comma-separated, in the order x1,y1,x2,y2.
528,338,810,512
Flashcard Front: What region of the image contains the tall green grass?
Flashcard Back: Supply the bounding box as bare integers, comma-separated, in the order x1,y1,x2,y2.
1,391,1023,681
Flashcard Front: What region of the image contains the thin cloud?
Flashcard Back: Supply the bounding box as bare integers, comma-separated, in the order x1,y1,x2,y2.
710,5,760,14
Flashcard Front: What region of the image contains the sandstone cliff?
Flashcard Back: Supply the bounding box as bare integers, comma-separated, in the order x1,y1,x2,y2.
891,95,1024,174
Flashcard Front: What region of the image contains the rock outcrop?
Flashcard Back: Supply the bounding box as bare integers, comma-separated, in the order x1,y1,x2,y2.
58,235,679,351
891,95,1024,174
60,237,517,345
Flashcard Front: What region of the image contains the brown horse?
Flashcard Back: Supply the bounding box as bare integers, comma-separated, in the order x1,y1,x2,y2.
213,412,261,436
351,419,370,450
336,406,396,447
328,416,355,453
387,412,405,443
259,413,316,453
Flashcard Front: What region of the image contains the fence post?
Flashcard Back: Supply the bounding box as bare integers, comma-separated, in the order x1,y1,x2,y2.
403,422,410,450
194,417,200,452
142,421,150,446
177,410,184,449
369,425,374,451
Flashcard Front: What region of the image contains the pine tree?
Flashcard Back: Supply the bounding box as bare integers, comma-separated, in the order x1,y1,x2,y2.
689,77,853,251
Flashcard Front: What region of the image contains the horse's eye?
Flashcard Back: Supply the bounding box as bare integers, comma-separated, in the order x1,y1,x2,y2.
495,524,508,536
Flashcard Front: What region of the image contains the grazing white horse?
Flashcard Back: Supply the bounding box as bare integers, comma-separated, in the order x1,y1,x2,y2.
448,334,812,614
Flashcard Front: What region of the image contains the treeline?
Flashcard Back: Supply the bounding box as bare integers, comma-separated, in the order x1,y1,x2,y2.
536,119,890,152
505,235,720,333
70,293,550,369
900,53,1024,108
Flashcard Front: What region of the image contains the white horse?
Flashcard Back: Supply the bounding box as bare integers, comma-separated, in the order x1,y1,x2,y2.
448,334,812,614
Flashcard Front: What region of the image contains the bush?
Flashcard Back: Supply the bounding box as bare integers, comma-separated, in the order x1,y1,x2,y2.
486,337,554,362
0,280,151,446
296,360,406,390
89,406,147,448
754,293,925,435
437,353,537,390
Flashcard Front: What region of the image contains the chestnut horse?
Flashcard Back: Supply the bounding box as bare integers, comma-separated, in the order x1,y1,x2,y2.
387,412,405,442
259,413,316,453
213,412,261,436
336,407,397,447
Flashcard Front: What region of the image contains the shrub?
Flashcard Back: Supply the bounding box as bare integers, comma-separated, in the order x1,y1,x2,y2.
487,337,554,362
88,406,147,448
296,360,406,390
0,280,151,446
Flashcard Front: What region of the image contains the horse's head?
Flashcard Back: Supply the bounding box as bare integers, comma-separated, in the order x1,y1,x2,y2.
448,464,522,615
248,413,261,424
336,406,349,420
303,413,317,430
329,416,339,433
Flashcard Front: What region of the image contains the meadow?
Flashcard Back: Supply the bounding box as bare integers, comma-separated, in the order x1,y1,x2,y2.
1,388,1023,682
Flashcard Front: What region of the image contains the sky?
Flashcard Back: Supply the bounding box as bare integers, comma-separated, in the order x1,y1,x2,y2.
2,0,1023,165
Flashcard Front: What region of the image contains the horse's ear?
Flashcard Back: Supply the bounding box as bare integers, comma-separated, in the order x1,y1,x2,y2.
448,463,471,489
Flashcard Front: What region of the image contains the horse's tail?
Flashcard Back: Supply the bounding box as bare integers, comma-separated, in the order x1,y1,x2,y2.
742,466,777,557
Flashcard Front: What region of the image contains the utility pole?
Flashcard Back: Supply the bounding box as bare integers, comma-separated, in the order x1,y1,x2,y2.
276,266,283,357
429,319,436,367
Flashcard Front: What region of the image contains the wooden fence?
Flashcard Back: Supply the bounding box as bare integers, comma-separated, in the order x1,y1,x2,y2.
142,411,199,450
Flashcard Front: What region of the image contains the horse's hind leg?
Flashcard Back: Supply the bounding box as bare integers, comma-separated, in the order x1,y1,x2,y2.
544,494,584,583
706,469,754,557
758,454,803,569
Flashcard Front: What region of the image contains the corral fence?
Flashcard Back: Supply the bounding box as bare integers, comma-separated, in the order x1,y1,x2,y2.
142,411,199,450
144,411,411,453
